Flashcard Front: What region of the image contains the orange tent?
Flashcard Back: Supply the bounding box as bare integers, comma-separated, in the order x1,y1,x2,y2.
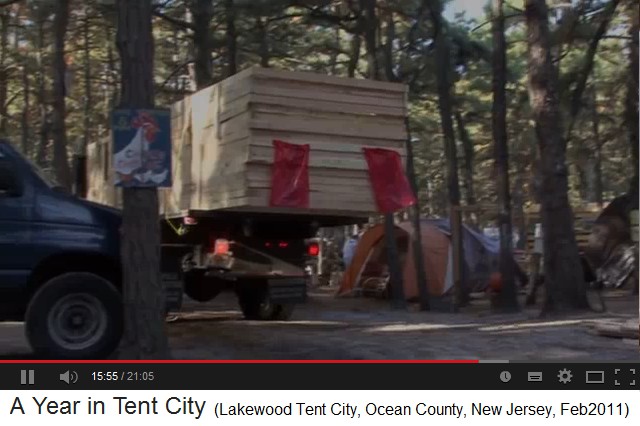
337,222,454,299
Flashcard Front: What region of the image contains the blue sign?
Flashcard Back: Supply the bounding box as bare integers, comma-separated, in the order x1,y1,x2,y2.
112,109,172,188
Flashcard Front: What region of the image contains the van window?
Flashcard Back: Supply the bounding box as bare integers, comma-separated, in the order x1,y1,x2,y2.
0,160,18,191
23,157,58,189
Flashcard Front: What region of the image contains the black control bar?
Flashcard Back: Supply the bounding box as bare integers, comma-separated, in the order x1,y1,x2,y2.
1,362,638,390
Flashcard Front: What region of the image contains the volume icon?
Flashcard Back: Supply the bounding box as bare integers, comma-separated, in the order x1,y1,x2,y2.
60,370,78,385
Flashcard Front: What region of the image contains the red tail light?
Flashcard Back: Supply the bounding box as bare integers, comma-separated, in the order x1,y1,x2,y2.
213,239,230,255
307,242,320,256
278,241,289,248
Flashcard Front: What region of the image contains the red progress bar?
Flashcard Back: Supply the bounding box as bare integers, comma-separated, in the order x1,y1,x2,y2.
0,359,479,364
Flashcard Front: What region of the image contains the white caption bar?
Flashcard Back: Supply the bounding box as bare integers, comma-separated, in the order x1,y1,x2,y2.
2,390,638,425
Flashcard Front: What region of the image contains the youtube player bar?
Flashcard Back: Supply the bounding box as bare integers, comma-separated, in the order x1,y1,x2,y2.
1,362,638,390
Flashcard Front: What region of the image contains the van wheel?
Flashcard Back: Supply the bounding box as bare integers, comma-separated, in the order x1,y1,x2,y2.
237,291,294,321
25,272,123,359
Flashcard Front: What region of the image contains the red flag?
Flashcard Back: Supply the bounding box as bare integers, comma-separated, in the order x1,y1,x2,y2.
363,147,417,213
270,140,310,208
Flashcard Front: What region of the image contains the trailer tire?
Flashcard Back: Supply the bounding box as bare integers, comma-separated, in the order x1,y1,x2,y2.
183,269,222,302
237,291,294,321
25,272,123,359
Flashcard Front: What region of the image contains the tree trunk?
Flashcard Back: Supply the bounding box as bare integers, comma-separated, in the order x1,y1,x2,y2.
51,0,72,190
329,4,340,75
361,0,379,80
405,116,430,310
36,19,48,168
184,7,197,91
492,0,518,311
383,213,406,309
429,0,466,307
624,0,639,201
191,0,214,88
590,87,603,206
75,8,92,198
363,1,404,309
17,7,29,155
524,0,588,313
257,17,269,68
347,34,361,77
383,11,395,82
0,9,9,136
106,21,119,117
83,11,92,152
454,111,476,209
225,0,237,77
21,52,30,156
115,0,170,359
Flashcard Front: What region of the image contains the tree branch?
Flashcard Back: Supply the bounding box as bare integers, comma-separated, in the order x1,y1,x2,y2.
565,0,620,141
158,60,193,90
0,109,19,123
153,10,195,31
0,0,22,8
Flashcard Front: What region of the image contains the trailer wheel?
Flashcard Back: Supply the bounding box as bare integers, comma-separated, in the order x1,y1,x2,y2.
25,272,123,359
237,290,294,321
183,269,222,302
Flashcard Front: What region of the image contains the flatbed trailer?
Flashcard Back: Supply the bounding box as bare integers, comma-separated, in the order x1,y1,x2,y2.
87,67,410,321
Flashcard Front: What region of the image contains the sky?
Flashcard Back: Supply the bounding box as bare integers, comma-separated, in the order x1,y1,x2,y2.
444,0,490,21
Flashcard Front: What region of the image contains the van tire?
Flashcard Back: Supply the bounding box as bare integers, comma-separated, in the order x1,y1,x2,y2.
25,272,123,359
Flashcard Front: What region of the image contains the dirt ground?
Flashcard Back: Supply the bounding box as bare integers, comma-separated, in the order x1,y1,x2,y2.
167,287,639,360
0,287,638,360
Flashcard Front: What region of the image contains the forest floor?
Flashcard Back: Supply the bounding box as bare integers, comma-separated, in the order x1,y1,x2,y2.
0,287,637,360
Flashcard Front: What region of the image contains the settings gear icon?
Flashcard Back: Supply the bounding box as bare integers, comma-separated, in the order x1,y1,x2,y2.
558,369,573,384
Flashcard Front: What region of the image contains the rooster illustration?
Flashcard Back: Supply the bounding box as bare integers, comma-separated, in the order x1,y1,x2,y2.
114,111,168,186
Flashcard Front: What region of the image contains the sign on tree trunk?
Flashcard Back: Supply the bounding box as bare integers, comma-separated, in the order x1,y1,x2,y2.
112,109,172,188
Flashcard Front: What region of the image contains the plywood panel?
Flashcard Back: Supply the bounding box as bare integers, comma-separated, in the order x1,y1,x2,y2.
249,130,406,151
248,145,405,171
163,95,194,216
246,165,372,189
233,93,406,120
250,67,406,93
246,188,375,206
245,191,375,214
252,74,405,102
250,114,407,141
251,83,405,109
251,104,404,129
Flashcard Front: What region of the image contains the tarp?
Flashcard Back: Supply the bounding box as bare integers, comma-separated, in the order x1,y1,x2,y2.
426,218,500,279
337,220,505,300
270,140,310,208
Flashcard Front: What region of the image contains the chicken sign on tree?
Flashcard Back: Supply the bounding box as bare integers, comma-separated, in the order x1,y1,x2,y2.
112,109,172,188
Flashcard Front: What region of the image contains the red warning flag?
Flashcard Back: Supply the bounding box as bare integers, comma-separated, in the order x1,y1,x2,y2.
363,147,417,213
270,140,310,208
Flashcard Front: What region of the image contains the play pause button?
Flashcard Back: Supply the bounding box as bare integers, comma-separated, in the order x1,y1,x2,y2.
20,370,35,386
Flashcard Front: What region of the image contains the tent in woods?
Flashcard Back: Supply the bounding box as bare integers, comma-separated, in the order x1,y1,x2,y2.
337,219,508,300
